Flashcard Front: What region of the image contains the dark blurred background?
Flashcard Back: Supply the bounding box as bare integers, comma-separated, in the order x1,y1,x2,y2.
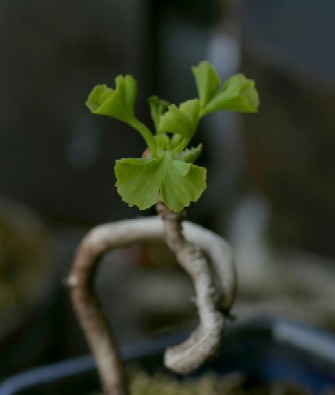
0,0,334,381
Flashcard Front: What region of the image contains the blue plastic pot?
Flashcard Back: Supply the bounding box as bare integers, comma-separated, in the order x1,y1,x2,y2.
1,317,335,395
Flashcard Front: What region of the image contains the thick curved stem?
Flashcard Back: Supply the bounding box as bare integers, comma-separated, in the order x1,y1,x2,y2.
66,216,236,393
156,204,229,374
66,236,129,395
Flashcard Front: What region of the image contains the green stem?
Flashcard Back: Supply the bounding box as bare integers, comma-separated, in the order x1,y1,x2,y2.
172,137,190,156
130,118,157,157
171,134,183,148
159,134,172,151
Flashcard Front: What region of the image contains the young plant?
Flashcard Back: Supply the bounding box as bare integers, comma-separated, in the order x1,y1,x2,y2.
67,61,259,395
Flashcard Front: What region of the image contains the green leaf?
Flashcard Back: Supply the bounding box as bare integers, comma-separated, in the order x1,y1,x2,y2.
86,75,137,124
115,152,206,212
148,95,169,132
115,157,163,210
115,75,137,116
160,159,206,212
158,99,200,140
202,73,259,115
192,61,221,108
175,143,203,163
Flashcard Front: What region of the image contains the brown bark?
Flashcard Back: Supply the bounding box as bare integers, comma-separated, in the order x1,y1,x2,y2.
157,203,228,374
66,234,129,395
66,216,236,393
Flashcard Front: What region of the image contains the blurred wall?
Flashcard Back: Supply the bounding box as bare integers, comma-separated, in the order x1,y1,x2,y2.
0,0,334,257
241,0,335,256
0,0,220,225
0,0,150,224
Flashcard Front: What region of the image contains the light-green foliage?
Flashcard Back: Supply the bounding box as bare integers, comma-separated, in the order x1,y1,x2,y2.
86,61,259,212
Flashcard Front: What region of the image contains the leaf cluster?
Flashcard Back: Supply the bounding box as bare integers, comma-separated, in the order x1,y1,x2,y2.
86,61,259,212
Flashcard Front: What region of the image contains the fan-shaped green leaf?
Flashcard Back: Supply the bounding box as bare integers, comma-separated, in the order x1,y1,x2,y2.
192,61,221,107
115,157,163,210
202,74,259,114
115,152,206,212
175,144,203,163
158,99,200,140
86,75,137,124
160,159,206,212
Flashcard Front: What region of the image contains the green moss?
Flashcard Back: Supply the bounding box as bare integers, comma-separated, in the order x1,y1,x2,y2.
128,372,234,395
93,372,241,395
92,371,313,395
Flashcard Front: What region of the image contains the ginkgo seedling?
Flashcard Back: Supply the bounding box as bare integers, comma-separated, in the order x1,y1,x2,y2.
69,60,259,395
86,60,259,212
